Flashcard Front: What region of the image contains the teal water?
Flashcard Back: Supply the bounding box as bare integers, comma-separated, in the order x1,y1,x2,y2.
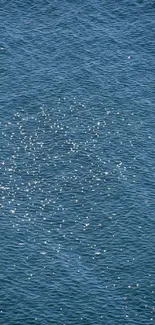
0,1,155,324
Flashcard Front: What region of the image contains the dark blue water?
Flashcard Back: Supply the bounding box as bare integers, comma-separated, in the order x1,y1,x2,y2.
0,1,155,324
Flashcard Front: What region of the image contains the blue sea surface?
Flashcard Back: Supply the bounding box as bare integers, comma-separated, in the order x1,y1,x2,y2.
0,1,155,324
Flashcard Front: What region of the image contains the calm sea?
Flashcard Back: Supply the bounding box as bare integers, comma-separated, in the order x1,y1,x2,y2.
0,1,155,324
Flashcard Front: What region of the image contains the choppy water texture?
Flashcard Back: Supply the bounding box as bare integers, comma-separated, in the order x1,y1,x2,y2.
0,1,155,324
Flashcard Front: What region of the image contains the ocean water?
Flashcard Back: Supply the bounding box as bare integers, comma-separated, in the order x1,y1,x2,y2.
0,1,155,324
